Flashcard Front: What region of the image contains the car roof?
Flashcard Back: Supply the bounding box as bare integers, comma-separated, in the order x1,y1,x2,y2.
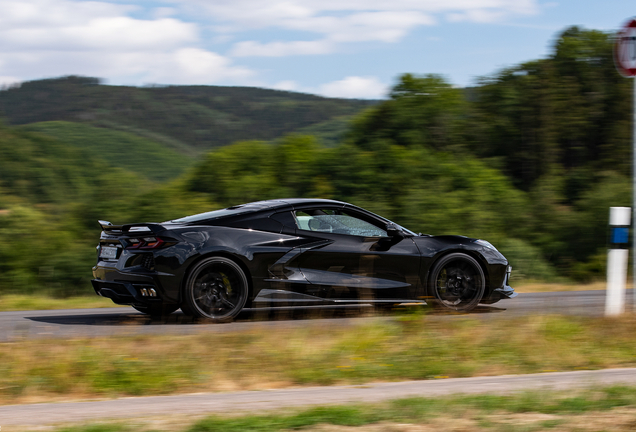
238,198,347,210
169,198,349,224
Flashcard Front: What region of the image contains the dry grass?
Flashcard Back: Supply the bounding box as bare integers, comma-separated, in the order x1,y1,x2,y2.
0,294,121,311
5,313,636,405
514,281,611,293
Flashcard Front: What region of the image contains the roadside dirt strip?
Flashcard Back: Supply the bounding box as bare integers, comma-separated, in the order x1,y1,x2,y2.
3,368,636,427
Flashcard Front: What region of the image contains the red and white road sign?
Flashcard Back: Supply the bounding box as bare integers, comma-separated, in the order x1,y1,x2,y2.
615,18,636,77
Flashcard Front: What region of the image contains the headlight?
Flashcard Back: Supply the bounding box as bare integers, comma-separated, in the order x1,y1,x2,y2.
474,239,498,251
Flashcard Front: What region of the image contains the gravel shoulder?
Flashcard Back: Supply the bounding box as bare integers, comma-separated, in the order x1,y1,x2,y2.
3,368,636,427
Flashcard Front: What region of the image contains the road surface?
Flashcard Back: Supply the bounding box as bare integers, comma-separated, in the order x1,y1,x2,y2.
0,290,610,341
1,367,635,427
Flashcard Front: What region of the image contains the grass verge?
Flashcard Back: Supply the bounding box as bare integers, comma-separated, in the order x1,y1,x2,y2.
5,313,636,404
50,386,636,432
514,281,610,293
0,294,120,311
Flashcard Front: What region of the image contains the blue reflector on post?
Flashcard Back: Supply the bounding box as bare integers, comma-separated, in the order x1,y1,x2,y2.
611,227,629,244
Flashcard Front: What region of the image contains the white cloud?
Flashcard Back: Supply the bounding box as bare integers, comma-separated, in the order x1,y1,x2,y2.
199,0,539,57
318,76,388,99
0,76,21,89
152,48,254,84
0,0,195,51
446,9,506,23
266,76,388,99
272,80,299,91
228,10,435,57
232,40,333,57
1,0,118,24
328,11,435,43
187,0,538,27
153,7,177,19
0,0,542,86
0,0,255,85
0,49,254,86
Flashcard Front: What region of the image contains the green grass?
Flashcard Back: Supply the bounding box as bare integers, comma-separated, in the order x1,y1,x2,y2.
53,386,636,432
0,294,121,311
189,388,636,430
20,121,194,181
6,314,636,404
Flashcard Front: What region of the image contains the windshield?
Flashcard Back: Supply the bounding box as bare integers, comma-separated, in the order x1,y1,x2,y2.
357,209,418,236
395,224,418,237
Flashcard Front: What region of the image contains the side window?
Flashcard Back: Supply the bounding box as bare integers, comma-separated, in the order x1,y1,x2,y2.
294,209,387,237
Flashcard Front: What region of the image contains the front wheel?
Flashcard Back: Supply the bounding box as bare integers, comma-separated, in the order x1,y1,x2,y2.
181,257,249,323
428,253,485,312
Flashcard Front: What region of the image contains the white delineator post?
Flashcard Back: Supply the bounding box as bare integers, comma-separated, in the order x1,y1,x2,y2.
633,72,636,312
614,18,636,311
633,62,636,312
606,207,631,316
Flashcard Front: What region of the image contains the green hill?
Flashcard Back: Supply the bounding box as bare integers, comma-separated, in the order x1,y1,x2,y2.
20,121,193,182
0,122,146,205
292,115,358,147
0,76,376,154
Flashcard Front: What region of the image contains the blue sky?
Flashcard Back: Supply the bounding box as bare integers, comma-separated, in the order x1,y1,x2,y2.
0,0,633,98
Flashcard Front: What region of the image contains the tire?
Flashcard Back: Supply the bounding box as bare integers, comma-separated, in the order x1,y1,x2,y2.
132,303,180,317
427,253,485,312
181,256,249,323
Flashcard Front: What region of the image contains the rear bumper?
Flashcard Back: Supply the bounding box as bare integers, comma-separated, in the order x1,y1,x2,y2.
91,279,161,305
92,258,180,305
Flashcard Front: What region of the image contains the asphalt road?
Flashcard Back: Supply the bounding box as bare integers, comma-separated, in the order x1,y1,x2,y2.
0,290,611,341
2,368,636,427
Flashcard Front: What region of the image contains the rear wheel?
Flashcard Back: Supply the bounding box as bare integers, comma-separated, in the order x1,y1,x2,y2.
181,257,249,323
132,303,179,317
428,253,485,312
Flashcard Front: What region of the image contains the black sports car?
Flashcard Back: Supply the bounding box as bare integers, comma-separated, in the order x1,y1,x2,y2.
92,199,515,321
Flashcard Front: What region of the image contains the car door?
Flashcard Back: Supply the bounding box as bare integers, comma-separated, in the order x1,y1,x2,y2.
290,206,422,301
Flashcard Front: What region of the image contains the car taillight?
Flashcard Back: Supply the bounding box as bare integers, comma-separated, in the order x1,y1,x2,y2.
141,237,164,249
126,237,166,249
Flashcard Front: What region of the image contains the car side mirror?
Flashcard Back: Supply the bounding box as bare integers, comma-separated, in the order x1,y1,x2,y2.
386,223,404,238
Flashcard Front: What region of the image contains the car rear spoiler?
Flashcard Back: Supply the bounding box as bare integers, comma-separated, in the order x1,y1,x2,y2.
98,220,165,235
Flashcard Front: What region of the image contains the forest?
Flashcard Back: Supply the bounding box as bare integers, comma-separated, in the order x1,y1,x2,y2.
0,26,632,296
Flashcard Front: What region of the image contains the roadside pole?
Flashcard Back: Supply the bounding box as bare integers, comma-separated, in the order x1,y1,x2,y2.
607,207,630,315
614,18,636,311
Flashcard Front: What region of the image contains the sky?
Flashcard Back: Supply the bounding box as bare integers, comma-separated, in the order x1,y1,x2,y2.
0,0,634,99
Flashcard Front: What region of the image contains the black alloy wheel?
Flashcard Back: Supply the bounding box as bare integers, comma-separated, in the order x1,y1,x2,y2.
132,303,180,317
428,253,485,312
181,256,249,323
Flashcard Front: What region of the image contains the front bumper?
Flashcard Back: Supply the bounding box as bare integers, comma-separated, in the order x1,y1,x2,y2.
480,285,517,304
481,265,516,304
